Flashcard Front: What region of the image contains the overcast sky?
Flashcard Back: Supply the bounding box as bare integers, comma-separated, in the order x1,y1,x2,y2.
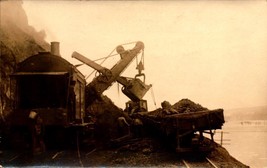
22,0,267,111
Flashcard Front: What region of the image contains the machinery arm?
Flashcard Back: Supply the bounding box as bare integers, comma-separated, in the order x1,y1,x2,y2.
72,41,144,95
72,51,109,75
110,41,144,78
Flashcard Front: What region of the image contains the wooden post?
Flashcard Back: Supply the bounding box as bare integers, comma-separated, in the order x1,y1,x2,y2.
209,129,214,141
220,131,223,146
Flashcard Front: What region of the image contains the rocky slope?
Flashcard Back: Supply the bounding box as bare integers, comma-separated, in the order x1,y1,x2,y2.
0,0,50,121
225,106,267,121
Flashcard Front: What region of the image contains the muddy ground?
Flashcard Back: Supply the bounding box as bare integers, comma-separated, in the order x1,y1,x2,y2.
0,138,248,167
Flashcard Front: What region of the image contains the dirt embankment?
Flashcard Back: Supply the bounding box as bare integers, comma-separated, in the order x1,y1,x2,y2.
88,139,249,167
86,97,248,167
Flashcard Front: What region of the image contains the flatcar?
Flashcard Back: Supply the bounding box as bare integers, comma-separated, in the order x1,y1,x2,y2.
136,108,225,153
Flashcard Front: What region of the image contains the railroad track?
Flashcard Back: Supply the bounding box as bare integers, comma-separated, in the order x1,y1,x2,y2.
2,145,221,167
2,150,220,167
182,157,219,168
1,149,85,166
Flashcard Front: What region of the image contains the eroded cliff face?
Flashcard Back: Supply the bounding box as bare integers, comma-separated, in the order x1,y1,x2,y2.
0,0,50,120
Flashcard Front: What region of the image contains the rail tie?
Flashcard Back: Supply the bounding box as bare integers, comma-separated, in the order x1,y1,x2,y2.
182,159,191,168
206,157,219,168
52,151,64,160
8,153,21,162
182,157,218,168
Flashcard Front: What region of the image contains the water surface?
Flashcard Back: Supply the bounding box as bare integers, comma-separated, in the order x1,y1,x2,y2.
213,120,267,168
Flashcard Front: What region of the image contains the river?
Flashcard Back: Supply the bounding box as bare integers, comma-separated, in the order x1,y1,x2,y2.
213,120,267,168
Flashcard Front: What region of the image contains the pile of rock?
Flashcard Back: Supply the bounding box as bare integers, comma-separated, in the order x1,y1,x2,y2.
172,98,208,113
147,98,208,117
87,95,130,142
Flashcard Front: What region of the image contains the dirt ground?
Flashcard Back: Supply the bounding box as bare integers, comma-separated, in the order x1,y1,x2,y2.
0,137,249,167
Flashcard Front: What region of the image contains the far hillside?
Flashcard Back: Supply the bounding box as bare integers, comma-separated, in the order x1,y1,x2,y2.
225,106,267,121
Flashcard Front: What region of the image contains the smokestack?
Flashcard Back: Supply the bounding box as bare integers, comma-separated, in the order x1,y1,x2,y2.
51,41,60,56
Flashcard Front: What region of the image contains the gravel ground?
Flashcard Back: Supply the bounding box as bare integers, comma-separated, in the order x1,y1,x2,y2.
0,138,249,167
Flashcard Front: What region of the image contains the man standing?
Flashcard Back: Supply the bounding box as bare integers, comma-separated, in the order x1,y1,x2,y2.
29,111,45,155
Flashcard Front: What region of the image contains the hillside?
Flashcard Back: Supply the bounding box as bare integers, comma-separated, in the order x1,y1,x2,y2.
225,106,267,121
0,0,50,120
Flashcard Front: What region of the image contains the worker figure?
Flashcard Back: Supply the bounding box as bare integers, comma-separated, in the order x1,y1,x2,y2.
117,116,130,137
28,111,45,155
161,101,178,115
132,118,143,138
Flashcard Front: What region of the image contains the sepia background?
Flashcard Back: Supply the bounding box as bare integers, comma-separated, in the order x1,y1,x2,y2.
2,0,267,167
22,0,267,111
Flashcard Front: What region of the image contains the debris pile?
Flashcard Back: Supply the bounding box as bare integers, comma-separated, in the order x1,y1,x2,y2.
87,95,131,142
87,97,210,144
147,98,208,117
172,98,208,113
117,138,156,153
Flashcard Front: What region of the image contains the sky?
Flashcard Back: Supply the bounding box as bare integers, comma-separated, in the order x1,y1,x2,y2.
21,0,267,111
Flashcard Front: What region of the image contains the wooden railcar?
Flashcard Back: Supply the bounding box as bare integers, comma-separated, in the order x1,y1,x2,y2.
137,109,225,152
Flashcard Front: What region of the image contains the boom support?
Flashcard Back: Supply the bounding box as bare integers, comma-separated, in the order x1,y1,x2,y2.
72,41,151,106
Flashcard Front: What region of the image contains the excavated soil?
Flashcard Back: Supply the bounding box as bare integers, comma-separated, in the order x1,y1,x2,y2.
0,138,249,167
